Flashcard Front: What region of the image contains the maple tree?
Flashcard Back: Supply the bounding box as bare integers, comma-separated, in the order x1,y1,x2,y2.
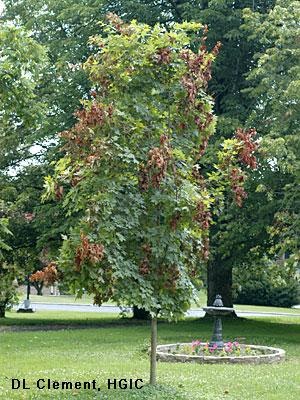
44,15,257,383
29,262,58,296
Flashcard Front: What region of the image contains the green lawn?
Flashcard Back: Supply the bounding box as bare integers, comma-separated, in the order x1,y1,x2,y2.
0,310,129,327
19,293,115,306
25,291,300,315
26,294,96,305
233,304,300,314
1,312,299,399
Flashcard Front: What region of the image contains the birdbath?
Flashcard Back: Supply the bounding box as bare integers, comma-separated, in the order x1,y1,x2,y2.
156,293,285,363
203,294,234,349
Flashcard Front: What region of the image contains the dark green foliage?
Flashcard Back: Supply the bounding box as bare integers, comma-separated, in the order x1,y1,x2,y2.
2,0,276,143
243,0,300,264
2,0,105,142
234,280,299,308
0,23,46,316
233,261,300,307
0,24,47,170
0,166,64,268
0,218,21,317
206,0,299,307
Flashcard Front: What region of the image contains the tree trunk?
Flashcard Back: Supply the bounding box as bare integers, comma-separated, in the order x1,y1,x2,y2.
207,258,233,307
0,304,6,318
133,306,150,320
33,282,44,296
35,282,44,296
150,317,157,385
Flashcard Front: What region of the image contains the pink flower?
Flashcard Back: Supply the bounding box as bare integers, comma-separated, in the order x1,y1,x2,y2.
224,346,233,353
191,340,201,348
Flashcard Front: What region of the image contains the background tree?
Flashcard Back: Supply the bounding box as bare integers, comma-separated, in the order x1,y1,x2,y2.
2,0,104,147
233,256,299,308
2,0,276,310
29,262,58,296
0,165,69,276
220,0,300,307
0,23,47,315
0,216,20,318
2,1,276,146
209,0,300,308
243,0,300,265
0,23,47,170
1,3,104,296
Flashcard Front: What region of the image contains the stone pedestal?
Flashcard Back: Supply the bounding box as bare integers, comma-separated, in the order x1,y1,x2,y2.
17,299,34,313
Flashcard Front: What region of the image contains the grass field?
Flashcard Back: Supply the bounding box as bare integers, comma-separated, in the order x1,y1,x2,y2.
0,311,299,399
25,291,300,315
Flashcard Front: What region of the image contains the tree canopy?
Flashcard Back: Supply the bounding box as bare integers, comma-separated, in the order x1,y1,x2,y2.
0,23,47,316
244,0,300,264
0,23,47,170
45,16,257,318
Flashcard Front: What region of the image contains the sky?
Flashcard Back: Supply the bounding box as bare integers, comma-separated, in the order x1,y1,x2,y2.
0,2,4,15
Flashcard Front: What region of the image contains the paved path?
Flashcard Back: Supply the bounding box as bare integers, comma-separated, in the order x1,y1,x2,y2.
15,302,300,318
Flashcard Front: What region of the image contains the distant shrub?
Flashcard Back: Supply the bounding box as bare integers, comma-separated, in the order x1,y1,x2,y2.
233,260,300,307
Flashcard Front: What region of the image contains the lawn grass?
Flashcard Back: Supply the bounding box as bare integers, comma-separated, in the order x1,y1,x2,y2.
233,304,300,314
28,294,95,304
0,312,299,399
0,310,134,327
24,291,300,315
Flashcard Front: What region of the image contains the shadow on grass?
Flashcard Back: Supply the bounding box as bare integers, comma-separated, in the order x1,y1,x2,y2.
0,314,150,331
1,312,299,347
159,317,300,347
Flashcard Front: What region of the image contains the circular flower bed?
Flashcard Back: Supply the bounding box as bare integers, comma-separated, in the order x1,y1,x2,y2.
156,341,285,364
180,340,257,356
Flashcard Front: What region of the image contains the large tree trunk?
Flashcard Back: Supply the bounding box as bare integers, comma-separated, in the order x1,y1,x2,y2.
0,304,6,318
132,306,150,320
207,258,233,308
150,317,157,385
33,282,44,296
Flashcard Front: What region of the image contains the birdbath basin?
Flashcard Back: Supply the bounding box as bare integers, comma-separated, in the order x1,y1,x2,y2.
202,306,234,317
203,294,234,349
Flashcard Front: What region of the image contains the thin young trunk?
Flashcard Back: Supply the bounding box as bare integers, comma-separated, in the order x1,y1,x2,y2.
150,317,157,385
